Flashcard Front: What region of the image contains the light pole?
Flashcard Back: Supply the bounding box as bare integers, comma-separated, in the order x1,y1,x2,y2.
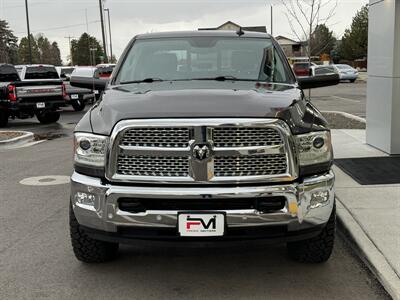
65,36,76,65
104,8,113,62
270,4,273,36
24,0,32,64
98,0,108,63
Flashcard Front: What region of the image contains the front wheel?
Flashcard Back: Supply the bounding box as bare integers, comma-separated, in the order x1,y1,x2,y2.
0,110,9,127
71,100,86,111
350,79,356,83
36,111,60,124
69,205,119,263
287,206,336,263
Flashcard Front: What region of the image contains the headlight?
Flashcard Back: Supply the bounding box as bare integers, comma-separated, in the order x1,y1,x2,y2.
74,133,108,167
295,131,333,166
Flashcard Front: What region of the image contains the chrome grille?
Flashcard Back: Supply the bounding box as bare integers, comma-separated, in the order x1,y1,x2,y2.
117,155,189,177
213,127,282,147
120,127,190,148
214,154,287,177
108,119,296,184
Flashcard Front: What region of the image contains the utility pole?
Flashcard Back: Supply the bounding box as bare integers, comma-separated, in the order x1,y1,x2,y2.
270,4,273,36
24,0,32,64
64,36,75,65
104,8,113,62
98,0,108,63
90,48,98,66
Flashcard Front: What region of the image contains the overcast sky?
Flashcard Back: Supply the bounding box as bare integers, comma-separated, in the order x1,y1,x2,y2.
0,0,368,63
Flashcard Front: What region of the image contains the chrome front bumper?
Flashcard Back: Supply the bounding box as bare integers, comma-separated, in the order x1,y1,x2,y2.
71,170,335,235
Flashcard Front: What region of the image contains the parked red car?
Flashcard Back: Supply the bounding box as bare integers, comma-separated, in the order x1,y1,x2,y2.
292,62,311,77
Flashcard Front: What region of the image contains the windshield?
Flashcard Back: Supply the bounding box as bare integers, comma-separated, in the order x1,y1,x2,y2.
116,37,292,84
336,65,352,70
25,66,59,80
60,68,75,76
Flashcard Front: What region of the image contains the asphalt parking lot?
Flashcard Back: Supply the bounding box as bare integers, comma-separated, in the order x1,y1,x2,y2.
311,81,366,118
0,87,391,299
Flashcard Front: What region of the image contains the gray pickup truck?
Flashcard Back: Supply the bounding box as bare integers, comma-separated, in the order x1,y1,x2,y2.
69,31,339,263
0,64,65,127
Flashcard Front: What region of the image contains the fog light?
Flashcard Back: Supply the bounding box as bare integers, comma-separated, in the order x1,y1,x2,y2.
310,191,329,209
75,191,96,207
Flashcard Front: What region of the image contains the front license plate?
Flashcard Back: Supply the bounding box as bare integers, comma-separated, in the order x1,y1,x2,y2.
36,102,45,108
178,213,225,237
70,94,79,100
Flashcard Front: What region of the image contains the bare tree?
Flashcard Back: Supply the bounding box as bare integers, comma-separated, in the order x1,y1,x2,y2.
281,0,338,64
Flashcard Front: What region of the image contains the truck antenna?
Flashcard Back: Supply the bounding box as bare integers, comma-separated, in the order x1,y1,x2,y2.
236,27,245,36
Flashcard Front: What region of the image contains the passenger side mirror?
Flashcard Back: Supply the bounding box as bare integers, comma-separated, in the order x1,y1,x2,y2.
297,73,340,89
70,76,108,91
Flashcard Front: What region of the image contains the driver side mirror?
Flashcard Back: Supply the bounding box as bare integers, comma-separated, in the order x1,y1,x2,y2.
70,76,108,91
297,73,340,89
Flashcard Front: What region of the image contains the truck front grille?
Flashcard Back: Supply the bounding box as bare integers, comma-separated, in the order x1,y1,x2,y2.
117,155,189,177
214,154,287,177
120,127,190,148
108,119,296,184
213,127,283,147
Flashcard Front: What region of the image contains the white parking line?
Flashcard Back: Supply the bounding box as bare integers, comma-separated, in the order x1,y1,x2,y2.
332,96,361,103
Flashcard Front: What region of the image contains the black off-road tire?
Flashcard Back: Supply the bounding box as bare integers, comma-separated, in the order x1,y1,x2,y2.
287,206,336,263
36,111,60,124
71,100,86,111
69,205,119,263
0,110,8,127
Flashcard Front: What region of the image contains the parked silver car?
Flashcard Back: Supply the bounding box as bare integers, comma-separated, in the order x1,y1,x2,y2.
332,64,359,82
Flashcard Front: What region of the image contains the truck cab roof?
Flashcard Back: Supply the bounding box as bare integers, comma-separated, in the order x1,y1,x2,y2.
135,30,271,40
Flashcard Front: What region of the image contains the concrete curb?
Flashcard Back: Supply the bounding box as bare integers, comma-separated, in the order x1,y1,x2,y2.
0,131,34,147
322,111,366,129
336,197,400,300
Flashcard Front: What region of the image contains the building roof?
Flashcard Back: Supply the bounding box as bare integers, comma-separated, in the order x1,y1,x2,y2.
136,30,270,40
199,21,267,33
275,35,301,44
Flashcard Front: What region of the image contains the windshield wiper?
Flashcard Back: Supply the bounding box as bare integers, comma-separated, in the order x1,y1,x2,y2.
120,78,164,84
189,76,256,82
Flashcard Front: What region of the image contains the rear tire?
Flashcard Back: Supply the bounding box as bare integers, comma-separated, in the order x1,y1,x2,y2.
287,205,336,263
69,205,119,263
36,111,60,124
71,100,86,111
350,79,356,83
0,110,8,127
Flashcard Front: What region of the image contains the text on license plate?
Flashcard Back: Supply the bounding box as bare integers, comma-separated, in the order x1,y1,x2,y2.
178,213,225,237
36,102,45,108
70,94,79,100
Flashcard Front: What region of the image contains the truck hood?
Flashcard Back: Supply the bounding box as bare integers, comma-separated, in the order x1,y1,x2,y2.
85,81,327,135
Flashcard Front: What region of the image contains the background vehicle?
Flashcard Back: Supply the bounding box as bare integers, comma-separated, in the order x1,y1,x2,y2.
332,64,359,82
69,31,339,264
58,66,95,111
0,64,65,127
292,62,311,77
95,64,116,78
310,65,338,77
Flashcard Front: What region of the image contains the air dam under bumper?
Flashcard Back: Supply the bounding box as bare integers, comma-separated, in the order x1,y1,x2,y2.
71,171,335,240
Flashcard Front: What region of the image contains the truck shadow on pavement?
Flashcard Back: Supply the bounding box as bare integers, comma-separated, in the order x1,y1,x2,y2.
71,238,389,299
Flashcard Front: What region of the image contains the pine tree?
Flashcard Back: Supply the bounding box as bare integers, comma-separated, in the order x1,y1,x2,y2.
310,24,337,56
71,33,104,66
18,34,40,64
340,5,368,60
0,19,19,64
